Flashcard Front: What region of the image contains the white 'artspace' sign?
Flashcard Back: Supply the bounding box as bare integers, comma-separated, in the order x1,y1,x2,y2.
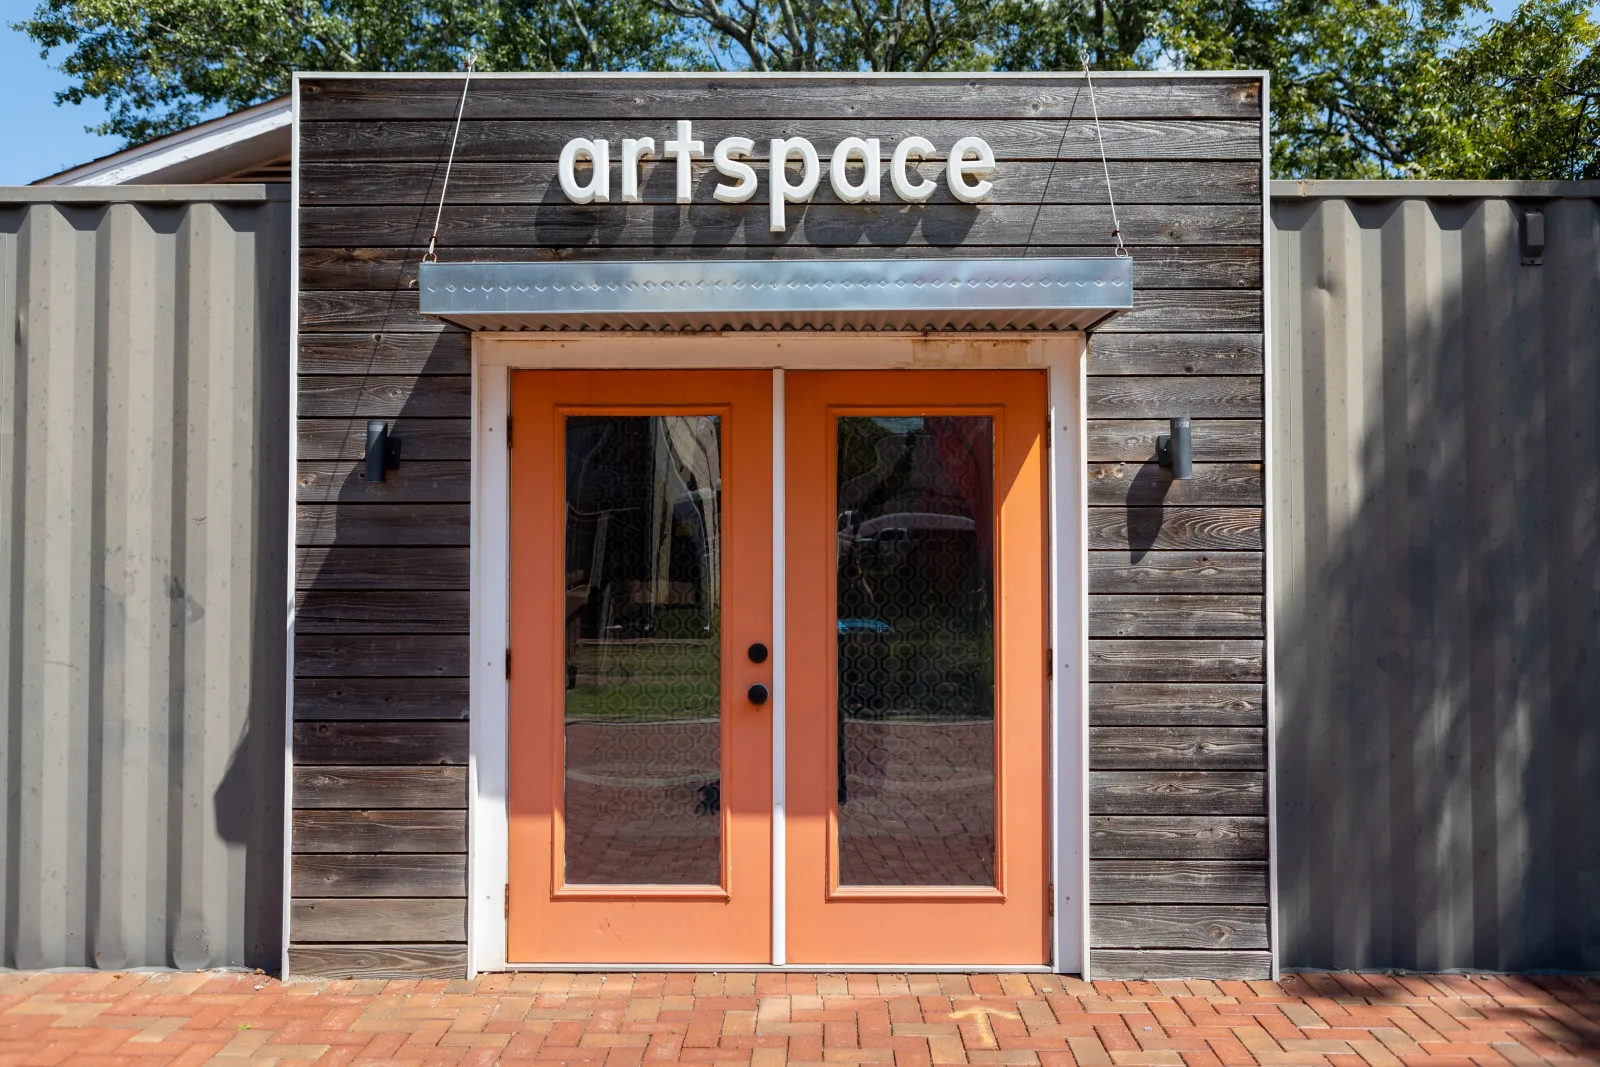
557,120,996,232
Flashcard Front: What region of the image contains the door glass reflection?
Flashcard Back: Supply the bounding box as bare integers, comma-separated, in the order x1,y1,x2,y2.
563,415,722,886
835,415,996,887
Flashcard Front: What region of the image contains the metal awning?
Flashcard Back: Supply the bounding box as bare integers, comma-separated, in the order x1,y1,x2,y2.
417,257,1132,333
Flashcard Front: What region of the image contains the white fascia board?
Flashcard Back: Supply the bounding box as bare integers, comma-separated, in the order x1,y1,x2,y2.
39,97,292,186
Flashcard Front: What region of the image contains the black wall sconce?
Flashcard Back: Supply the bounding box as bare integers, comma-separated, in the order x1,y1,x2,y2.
1157,416,1193,480
364,420,402,481
1522,207,1545,265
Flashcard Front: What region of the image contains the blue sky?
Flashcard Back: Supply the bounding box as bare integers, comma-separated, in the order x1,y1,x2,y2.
0,0,1533,186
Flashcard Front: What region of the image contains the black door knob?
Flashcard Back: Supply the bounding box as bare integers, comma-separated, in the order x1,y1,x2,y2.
747,683,770,706
747,643,769,664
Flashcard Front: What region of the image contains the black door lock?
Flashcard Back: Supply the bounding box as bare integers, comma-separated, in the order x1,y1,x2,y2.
747,684,770,705
747,643,769,663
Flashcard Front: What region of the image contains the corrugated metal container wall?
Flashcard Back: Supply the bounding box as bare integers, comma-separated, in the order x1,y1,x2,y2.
0,187,290,970
1271,182,1600,972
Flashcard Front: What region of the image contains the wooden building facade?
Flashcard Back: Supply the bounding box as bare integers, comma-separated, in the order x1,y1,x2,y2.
290,72,1270,980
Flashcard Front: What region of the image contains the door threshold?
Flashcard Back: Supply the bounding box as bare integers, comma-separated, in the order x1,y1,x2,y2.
500,963,1058,973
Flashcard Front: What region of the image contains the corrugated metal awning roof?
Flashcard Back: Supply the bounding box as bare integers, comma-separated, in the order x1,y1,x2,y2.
417,258,1132,332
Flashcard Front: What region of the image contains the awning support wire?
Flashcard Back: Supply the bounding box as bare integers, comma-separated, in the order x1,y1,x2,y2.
423,51,476,264
1081,59,1129,257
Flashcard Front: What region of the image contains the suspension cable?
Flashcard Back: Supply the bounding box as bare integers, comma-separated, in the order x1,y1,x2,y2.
423,52,477,264
1081,59,1128,257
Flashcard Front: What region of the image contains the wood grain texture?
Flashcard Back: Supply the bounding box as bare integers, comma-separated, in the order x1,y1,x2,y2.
1087,508,1263,551
299,244,1259,292
296,547,470,590
294,678,470,720
1091,948,1272,980
293,722,469,765
1090,771,1265,815
1090,728,1266,769
1092,905,1269,949
1090,816,1268,859
300,332,471,374
299,202,1262,250
289,943,467,979
297,374,470,416
302,159,1261,207
1089,683,1265,725
292,854,467,898
298,462,470,504
300,118,1262,164
1086,376,1263,418
295,591,470,634
1087,333,1263,375
1107,290,1261,334
1088,639,1265,683
1087,420,1263,462
291,898,465,942
300,419,471,461
1091,860,1269,903
292,810,468,853
298,506,470,547
293,766,469,808
1088,551,1264,593
295,635,470,678
1088,595,1263,637
299,76,1262,121
1086,463,1261,506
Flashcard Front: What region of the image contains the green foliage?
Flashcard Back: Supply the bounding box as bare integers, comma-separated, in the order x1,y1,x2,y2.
14,0,1600,177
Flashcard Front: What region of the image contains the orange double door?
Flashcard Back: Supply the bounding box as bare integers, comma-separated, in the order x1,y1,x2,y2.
507,369,1049,967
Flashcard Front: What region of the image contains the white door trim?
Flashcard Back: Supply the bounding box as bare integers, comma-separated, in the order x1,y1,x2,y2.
467,332,1087,974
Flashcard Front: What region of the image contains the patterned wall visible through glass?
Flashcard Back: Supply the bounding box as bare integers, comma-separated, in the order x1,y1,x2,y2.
562,415,723,886
835,415,997,887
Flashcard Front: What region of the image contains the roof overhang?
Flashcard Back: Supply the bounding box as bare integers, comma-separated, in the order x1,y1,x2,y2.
418,257,1132,333
34,97,291,186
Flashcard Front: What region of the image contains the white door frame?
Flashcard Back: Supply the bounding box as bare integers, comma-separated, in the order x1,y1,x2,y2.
467,333,1089,975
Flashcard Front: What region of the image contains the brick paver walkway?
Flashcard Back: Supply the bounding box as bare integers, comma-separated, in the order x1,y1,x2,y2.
0,970,1592,1067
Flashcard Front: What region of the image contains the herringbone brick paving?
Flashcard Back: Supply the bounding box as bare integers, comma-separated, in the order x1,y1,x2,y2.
0,970,1592,1067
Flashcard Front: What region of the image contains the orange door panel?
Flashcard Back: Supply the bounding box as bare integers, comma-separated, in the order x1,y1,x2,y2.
507,371,772,964
785,371,1050,966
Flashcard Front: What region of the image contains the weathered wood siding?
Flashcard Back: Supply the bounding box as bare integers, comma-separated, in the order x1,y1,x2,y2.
294,73,1268,979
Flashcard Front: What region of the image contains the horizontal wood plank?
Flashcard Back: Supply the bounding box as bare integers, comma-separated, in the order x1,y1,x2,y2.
298,374,470,416
300,332,471,374
1108,290,1261,334
295,678,469,720
298,506,470,548
299,244,1259,291
298,462,470,504
1088,333,1263,375
1090,948,1272,980
1090,728,1266,770
1092,905,1270,949
1086,376,1262,419
289,942,466,979
1092,860,1269,903
1091,816,1268,860
292,854,467,898
293,766,469,808
1090,771,1266,814
301,119,1262,164
1088,639,1265,683
1089,683,1265,725
299,76,1262,121
1088,551,1263,593
296,635,469,678
1087,420,1262,462
296,547,470,590
1088,595,1263,637
291,898,465,942
1086,463,1261,506
296,591,469,634
293,721,469,765
299,202,1261,251
1087,508,1263,551
300,419,471,461
293,810,468,853
302,159,1262,207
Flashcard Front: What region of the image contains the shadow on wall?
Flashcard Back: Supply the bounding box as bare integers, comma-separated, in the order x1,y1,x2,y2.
1272,193,1600,972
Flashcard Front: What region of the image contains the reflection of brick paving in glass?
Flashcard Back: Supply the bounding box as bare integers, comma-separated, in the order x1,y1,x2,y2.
563,720,721,885
839,720,995,887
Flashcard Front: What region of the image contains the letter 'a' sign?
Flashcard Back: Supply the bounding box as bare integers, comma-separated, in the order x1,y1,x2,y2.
557,120,996,232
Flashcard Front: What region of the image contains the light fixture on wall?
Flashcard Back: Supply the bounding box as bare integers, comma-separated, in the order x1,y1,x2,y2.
364,420,403,481
1157,416,1193,480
